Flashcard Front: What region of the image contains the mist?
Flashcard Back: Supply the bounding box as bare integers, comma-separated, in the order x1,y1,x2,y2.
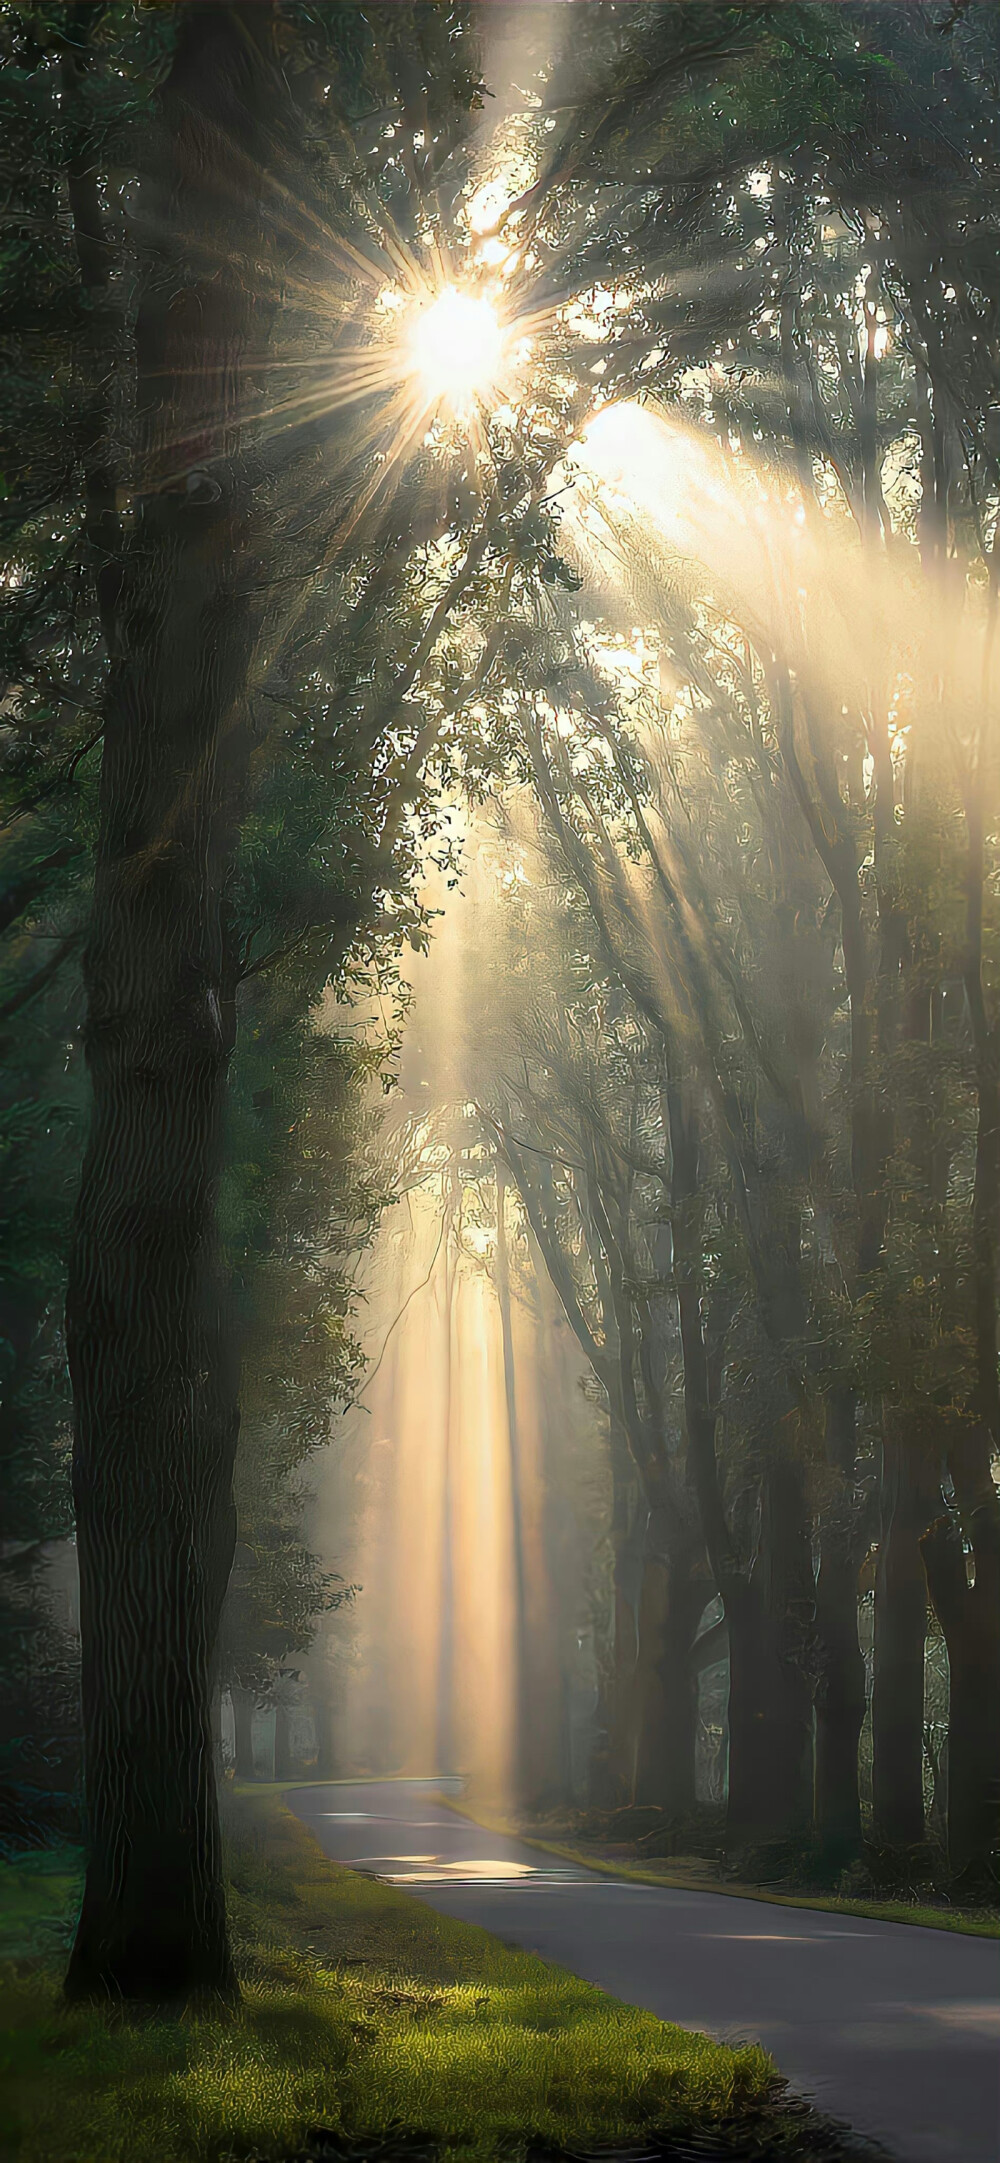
4,7,997,2158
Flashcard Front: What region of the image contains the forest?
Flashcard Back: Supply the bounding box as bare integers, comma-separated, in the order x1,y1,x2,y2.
0,4,997,2160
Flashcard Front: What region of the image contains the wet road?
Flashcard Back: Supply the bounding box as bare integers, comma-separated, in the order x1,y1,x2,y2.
289,1779,999,2163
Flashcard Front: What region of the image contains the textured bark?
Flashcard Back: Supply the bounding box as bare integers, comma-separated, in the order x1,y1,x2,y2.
65,8,281,2002
871,1428,939,1849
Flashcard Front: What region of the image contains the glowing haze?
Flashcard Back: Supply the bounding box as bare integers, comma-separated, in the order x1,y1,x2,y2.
408,286,505,410
309,846,597,1799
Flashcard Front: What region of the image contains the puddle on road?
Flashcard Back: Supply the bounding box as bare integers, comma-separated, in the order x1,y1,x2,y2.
311,1814,453,1826
350,1855,593,1886
907,2002,1000,2036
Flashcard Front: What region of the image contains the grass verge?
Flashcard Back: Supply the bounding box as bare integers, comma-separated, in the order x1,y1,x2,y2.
0,1849,85,1967
438,1800,1000,1940
0,1787,789,2163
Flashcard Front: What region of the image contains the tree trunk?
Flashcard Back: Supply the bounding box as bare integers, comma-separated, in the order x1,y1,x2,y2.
726,1451,814,1845
726,1588,808,1843
871,1426,939,1850
814,1539,866,1860
232,1688,257,1782
632,1536,671,1809
814,1394,866,1861
632,1518,703,1816
494,1160,532,1803
64,8,281,2003
663,1069,812,1846
519,1284,578,1812
921,1427,1000,1884
590,1418,640,1806
313,1691,338,1781
725,1578,772,1839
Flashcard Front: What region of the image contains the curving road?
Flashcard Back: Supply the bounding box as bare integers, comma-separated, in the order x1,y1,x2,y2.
289,1779,999,2163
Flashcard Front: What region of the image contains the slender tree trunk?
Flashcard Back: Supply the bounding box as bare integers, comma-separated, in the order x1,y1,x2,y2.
632,1523,703,1816
759,1443,815,1830
494,1161,531,1803
921,1524,995,1883
632,1529,671,1809
519,1279,577,1811
435,1210,458,1776
965,820,1000,1448
65,8,281,2002
611,1483,643,1798
504,1166,638,1808
726,1591,811,1842
590,1417,639,1806
814,1393,866,1861
726,1449,814,1845
663,1077,783,1842
725,1578,772,1840
232,1688,257,1782
662,1081,805,1842
814,1540,866,1859
922,1428,1000,1884
590,1515,639,1808
588,1612,617,1809
871,1425,939,1850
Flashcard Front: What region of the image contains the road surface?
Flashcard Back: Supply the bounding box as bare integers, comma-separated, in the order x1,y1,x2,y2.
289,1778,999,2163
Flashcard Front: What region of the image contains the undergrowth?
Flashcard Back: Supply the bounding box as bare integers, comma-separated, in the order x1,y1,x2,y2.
450,1802,1000,1940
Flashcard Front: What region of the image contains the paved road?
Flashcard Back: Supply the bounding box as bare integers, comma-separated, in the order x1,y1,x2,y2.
289,1779,999,2163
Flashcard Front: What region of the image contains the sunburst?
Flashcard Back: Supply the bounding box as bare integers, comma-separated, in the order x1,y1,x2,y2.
406,286,506,412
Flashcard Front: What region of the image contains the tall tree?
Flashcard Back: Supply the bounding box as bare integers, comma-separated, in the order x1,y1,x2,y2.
64,4,292,2000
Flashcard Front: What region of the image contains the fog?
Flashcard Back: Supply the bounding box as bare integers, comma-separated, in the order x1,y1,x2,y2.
309,844,608,1804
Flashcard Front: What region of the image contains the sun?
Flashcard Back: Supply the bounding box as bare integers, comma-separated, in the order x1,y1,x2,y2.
408,286,504,408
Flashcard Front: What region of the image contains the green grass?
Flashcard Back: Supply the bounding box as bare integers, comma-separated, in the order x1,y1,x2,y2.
0,1849,85,1965
0,1788,778,2163
440,1800,1000,1939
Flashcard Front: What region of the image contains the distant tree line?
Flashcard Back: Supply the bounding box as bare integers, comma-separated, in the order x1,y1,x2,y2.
456,0,1000,1893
